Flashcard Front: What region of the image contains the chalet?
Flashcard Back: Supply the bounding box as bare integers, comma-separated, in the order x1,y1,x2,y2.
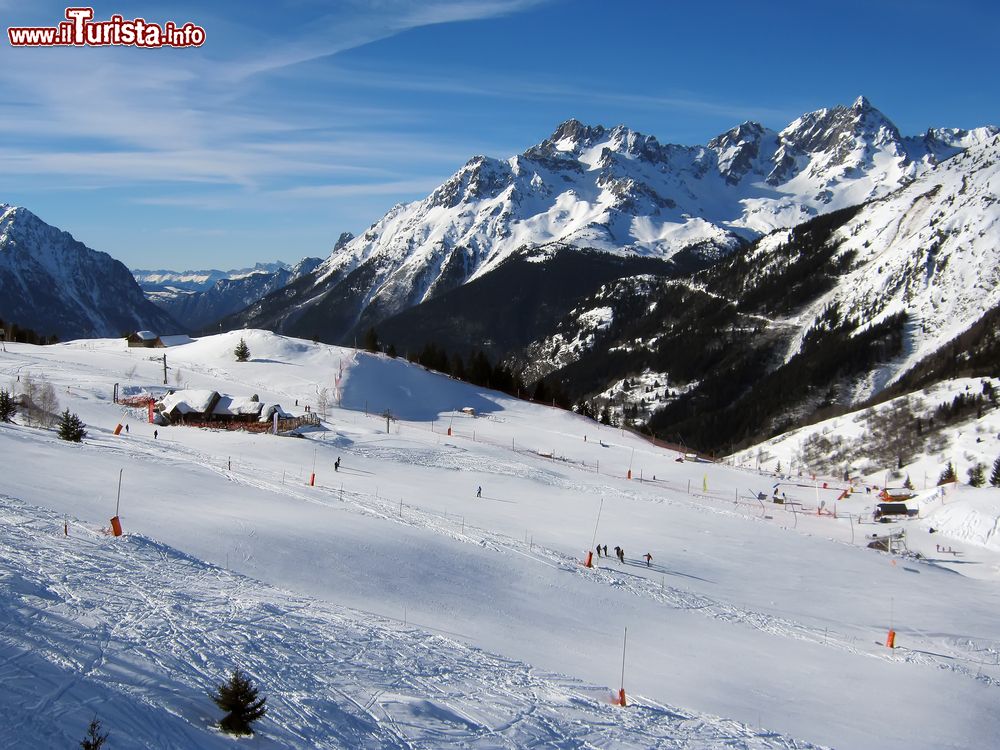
155,389,292,428
127,331,163,348
126,332,194,348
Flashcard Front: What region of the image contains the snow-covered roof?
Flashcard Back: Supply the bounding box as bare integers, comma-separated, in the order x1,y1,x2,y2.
212,395,263,417
134,330,158,340
261,403,293,421
158,389,217,414
158,334,194,347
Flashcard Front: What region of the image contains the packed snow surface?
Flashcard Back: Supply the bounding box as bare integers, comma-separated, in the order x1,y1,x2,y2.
2,330,1000,749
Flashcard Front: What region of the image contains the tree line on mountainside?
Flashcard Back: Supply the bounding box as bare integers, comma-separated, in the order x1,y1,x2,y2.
0,316,58,345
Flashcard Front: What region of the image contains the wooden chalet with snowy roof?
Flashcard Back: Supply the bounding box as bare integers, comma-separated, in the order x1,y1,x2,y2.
127,330,164,348
126,332,194,348
154,389,299,433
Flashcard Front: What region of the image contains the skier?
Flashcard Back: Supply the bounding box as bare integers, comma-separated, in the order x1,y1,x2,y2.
477,486,482,498
643,552,652,567
603,544,608,557
595,545,602,558
153,429,158,439
618,547,625,563
334,457,340,472
125,424,129,434
613,545,622,562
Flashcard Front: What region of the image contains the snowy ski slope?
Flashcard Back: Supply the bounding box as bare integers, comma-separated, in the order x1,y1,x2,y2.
2,330,999,749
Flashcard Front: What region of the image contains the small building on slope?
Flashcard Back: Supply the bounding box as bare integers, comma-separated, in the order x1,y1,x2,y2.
154,389,296,432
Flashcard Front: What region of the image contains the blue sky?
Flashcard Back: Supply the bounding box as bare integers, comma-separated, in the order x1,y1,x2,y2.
1,0,997,270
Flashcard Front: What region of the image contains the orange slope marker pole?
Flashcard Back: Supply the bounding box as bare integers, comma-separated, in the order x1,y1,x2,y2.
586,497,604,567
615,626,628,706
110,468,123,536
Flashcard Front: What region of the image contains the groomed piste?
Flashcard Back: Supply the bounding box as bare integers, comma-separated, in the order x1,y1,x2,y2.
2,329,999,749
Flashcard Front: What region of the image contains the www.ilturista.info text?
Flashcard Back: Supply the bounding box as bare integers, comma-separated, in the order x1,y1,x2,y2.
8,7,205,48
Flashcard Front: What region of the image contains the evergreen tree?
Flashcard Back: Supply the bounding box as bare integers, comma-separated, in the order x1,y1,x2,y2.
386,343,397,358
990,456,1000,488
937,461,957,485
79,718,108,749
967,463,986,488
0,388,15,422
362,327,379,353
234,338,251,362
903,474,914,491
450,353,466,381
599,404,612,425
467,350,493,387
212,668,267,736
57,409,87,442
531,379,549,404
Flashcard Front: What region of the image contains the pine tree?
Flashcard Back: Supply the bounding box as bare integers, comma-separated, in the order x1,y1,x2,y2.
903,474,914,491
967,463,986,488
0,388,15,422
937,461,957,485
57,409,87,442
234,338,251,362
990,456,1000,488
213,668,267,736
362,327,379,353
531,379,549,403
79,718,108,749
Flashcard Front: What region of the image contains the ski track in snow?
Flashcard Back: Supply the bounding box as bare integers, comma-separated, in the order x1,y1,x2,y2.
4,334,1000,749
39,408,1000,695
0,495,825,749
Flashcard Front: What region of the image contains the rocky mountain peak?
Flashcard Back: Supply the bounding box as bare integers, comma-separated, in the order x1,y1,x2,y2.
851,94,874,112
781,96,902,154
428,154,511,209
708,121,767,150
333,231,354,251
547,118,608,151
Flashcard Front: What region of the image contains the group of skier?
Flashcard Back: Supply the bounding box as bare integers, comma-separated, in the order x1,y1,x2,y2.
594,544,653,567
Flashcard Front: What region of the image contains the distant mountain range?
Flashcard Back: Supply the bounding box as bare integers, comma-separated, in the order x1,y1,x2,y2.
225,97,996,346
134,258,325,332
6,96,999,453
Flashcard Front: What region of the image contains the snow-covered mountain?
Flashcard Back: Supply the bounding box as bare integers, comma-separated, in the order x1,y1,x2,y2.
133,267,240,293
786,133,1000,398
230,97,996,341
0,204,180,340
515,132,1000,451
140,257,324,332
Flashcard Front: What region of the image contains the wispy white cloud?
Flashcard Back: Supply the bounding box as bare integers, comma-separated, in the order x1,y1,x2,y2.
132,177,444,211
220,0,551,81
398,0,550,26
0,0,549,202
